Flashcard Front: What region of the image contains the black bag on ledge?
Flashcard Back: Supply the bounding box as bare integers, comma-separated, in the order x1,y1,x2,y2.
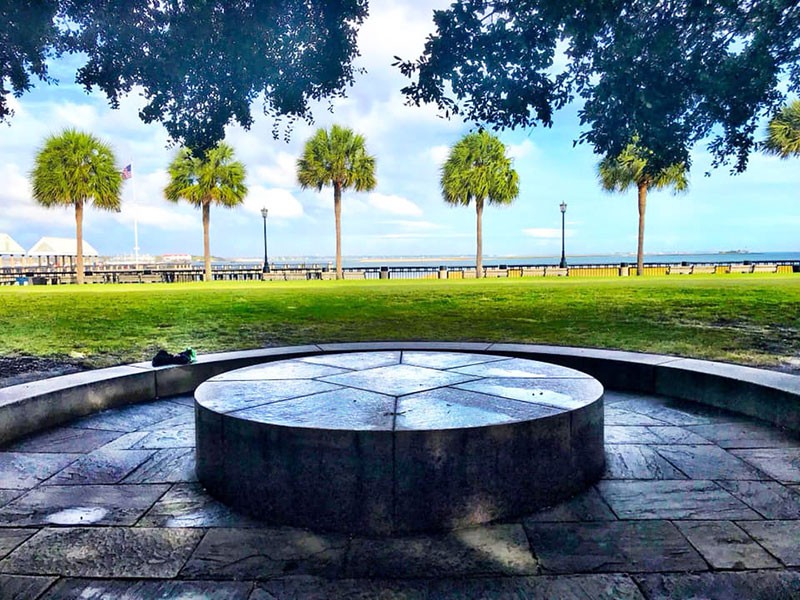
151,348,197,367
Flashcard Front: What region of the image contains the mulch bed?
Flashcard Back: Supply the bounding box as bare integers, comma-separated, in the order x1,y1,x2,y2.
0,356,88,388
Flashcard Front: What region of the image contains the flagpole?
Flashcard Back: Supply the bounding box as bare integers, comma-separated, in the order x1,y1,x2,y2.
130,163,140,268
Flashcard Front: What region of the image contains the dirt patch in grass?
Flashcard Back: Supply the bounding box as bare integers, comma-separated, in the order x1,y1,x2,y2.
0,356,88,388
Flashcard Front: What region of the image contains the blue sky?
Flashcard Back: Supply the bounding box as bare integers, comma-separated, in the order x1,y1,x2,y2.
1,1,798,260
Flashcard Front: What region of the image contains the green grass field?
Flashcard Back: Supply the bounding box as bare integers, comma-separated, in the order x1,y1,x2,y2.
1,274,799,369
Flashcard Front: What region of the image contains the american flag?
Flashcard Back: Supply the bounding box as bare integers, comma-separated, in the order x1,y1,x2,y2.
121,164,132,180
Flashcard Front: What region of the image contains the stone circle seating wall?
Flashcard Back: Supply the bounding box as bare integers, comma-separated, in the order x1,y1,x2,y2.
1,342,799,447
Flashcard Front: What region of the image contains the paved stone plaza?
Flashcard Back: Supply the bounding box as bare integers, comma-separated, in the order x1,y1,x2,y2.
0,387,799,598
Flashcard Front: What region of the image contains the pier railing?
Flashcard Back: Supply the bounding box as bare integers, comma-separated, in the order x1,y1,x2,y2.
0,260,798,285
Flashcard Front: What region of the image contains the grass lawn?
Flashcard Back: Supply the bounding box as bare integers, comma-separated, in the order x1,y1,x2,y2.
0,274,798,370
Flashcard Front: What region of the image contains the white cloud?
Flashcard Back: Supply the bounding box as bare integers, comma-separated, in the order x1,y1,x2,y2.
523,228,573,239
368,193,423,216
0,164,54,228
507,139,538,161
243,186,304,219
52,103,100,130
382,220,442,231
254,152,298,188
370,231,469,240
428,145,450,166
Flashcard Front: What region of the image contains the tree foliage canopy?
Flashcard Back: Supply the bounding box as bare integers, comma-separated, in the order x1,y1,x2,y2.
398,1,800,173
598,139,688,194
441,130,519,208
0,0,60,122
3,0,368,151
31,128,122,211
165,144,248,209
296,125,377,193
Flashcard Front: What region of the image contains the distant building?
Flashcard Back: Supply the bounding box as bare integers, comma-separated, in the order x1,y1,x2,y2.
27,237,99,267
161,253,193,263
0,233,26,268
0,233,25,255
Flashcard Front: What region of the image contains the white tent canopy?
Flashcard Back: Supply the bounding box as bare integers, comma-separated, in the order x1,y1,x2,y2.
0,233,25,255
27,237,99,257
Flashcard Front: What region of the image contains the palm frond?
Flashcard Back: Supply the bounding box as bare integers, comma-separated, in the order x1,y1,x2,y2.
764,100,800,159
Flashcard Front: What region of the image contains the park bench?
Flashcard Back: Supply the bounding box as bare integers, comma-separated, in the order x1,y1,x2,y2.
484,267,508,278
693,265,716,274
729,264,754,274
752,264,778,273
342,270,366,280
667,265,693,275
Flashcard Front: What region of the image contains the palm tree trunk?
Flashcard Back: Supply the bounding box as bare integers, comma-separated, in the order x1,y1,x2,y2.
203,201,212,282
334,182,343,280
636,183,647,276
75,200,84,285
476,197,484,278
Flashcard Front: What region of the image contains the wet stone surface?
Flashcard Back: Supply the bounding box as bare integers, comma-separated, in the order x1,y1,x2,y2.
194,352,605,534
0,364,798,596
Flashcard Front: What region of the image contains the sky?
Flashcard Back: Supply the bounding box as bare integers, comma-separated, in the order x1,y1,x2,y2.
1,1,798,261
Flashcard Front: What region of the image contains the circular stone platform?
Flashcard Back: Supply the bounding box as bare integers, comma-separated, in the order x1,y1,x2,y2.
194,351,605,535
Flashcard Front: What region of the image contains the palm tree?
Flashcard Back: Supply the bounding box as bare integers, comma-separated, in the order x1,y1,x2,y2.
165,144,247,281
297,125,376,279
599,142,688,276
441,130,519,277
764,100,800,159
31,129,123,285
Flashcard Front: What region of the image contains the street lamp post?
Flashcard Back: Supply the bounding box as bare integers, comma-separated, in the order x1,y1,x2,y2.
261,207,270,273
559,202,567,268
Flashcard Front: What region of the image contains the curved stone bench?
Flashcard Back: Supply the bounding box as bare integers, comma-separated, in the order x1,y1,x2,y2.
1,342,799,446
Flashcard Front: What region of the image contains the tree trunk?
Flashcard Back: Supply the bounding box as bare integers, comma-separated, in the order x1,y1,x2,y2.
334,182,343,280
476,197,484,278
636,183,648,276
75,200,84,285
203,201,212,282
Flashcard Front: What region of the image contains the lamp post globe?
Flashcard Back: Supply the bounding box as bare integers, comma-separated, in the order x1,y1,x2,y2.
559,202,567,269
261,208,270,274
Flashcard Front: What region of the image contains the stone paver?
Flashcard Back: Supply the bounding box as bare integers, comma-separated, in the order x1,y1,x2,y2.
0,574,57,599
180,528,348,580
674,521,780,569
596,480,760,520
42,579,253,599
0,380,797,595
0,527,204,577
253,574,645,599
736,520,800,566
0,453,80,490
524,521,706,573
4,428,120,454
0,529,37,559
345,524,538,578
652,444,769,480
686,422,800,449
603,445,687,479
636,571,800,600
717,480,800,519
42,449,154,486
137,483,263,528
0,484,169,526
525,487,617,522
730,448,800,483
